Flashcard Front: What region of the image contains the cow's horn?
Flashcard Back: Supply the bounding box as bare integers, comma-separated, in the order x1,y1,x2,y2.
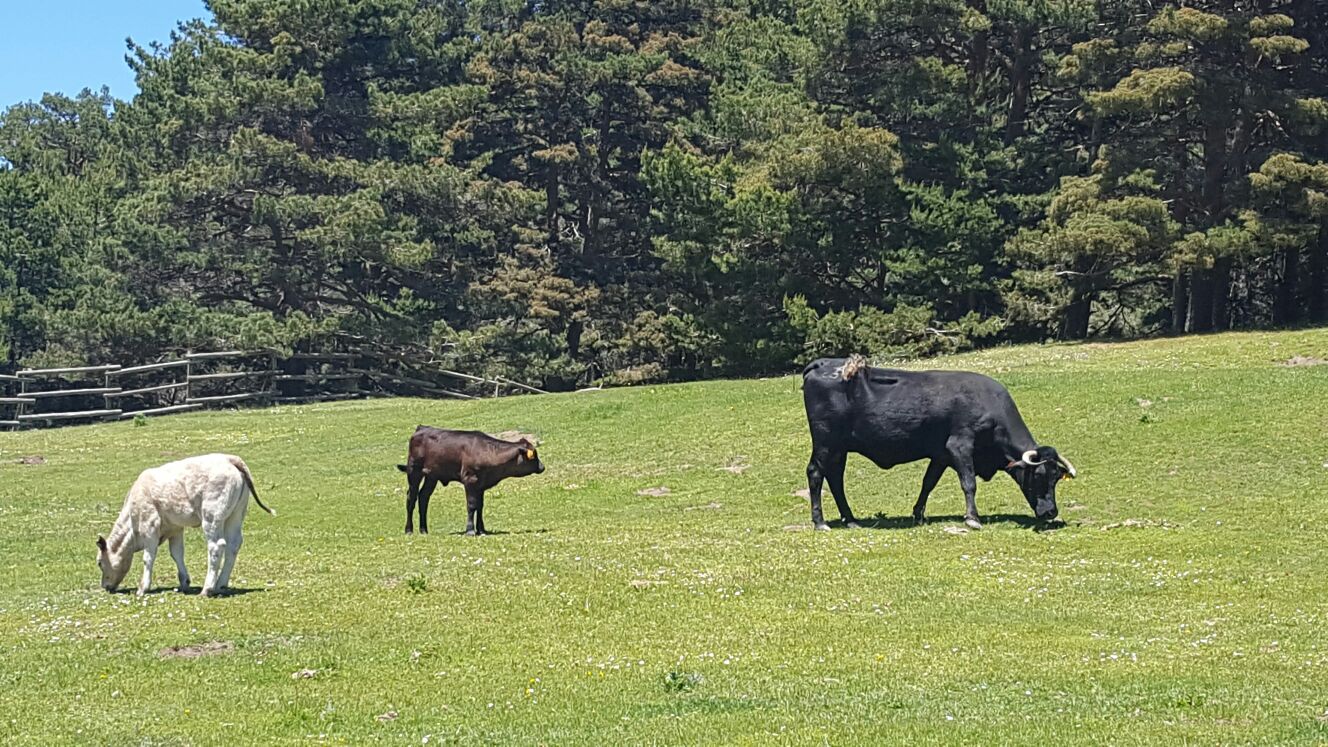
1020,450,1044,466
1057,455,1077,478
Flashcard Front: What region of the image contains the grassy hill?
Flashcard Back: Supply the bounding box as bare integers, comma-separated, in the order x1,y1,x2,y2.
1,329,1326,745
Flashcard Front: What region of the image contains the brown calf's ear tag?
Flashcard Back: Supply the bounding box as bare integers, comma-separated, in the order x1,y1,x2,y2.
526,449,536,460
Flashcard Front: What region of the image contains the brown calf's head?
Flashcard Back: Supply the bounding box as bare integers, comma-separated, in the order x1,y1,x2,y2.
95,535,131,592
513,438,546,477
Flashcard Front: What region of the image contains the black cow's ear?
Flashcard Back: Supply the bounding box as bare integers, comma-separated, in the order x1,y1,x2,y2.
96,536,107,552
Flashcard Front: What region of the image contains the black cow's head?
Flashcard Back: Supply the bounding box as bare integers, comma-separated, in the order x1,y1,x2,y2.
1007,446,1075,522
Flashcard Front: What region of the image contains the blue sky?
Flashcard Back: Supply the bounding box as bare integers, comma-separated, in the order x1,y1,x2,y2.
1,2,211,107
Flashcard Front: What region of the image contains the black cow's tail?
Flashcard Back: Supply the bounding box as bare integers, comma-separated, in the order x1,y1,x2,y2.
396,464,409,472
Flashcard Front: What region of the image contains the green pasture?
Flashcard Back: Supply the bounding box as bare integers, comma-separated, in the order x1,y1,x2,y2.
1,329,1326,745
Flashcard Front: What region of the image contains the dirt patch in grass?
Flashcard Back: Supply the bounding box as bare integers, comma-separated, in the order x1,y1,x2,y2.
16,455,45,466
1100,518,1178,531
495,430,540,445
159,641,234,659
1280,355,1327,367
792,488,810,500
637,486,671,497
717,457,750,474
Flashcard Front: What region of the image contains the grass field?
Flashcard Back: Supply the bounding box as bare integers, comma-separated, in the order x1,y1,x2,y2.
2,329,1327,745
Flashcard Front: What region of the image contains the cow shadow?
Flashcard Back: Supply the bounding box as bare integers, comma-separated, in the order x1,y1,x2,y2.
109,586,267,597
843,513,1066,532
441,528,551,537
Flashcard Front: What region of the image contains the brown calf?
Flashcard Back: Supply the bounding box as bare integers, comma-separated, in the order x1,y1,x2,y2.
395,426,546,535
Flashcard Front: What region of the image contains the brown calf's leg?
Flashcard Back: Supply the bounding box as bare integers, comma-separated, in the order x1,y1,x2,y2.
405,470,422,534
417,477,438,534
474,491,487,536
464,485,481,536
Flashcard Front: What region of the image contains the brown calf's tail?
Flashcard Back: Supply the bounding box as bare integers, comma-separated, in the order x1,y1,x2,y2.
229,456,276,516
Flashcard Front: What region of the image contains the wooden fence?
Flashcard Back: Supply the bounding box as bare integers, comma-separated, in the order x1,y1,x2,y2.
0,349,546,430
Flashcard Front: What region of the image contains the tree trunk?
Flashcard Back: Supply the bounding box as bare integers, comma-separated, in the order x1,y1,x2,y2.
545,169,560,246
967,0,989,103
1193,117,1228,331
1060,291,1091,340
1004,26,1033,146
1210,255,1232,330
1187,268,1214,333
1169,138,1189,332
1171,269,1189,333
1311,221,1327,322
1274,248,1301,325
1212,103,1253,331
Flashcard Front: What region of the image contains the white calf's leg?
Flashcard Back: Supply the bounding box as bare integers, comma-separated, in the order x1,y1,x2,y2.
216,524,243,590
201,526,228,597
137,535,160,596
168,533,189,592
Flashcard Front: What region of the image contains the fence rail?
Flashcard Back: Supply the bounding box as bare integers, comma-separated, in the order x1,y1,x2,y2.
0,347,544,430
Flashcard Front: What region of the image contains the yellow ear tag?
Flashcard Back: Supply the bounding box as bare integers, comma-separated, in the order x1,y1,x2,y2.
1061,473,1069,481
526,449,536,460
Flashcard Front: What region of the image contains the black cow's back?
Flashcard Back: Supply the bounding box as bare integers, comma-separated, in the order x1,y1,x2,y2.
802,358,1031,472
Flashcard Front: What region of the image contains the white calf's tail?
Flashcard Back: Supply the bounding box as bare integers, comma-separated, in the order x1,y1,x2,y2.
229,456,276,516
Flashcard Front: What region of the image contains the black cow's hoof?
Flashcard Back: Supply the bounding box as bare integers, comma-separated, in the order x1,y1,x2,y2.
464,529,478,536
814,523,831,532
913,514,927,525
963,518,983,531
404,529,413,535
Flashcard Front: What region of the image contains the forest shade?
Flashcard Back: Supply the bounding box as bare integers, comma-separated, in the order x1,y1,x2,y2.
1,0,1325,389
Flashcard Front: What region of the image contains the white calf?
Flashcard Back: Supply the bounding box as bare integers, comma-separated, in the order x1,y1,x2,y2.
96,453,275,597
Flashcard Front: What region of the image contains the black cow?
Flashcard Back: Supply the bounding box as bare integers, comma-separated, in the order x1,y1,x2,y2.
801,355,1075,530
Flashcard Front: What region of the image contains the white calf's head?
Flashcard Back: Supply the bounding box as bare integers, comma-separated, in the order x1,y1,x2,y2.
96,536,131,592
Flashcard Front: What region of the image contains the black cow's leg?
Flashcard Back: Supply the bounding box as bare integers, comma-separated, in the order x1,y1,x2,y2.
475,491,487,536
405,470,422,534
464,486,480,536
947,443,982,530
824,451,859,528
912,459,946,524
417,477,438,534
807,448,836,531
